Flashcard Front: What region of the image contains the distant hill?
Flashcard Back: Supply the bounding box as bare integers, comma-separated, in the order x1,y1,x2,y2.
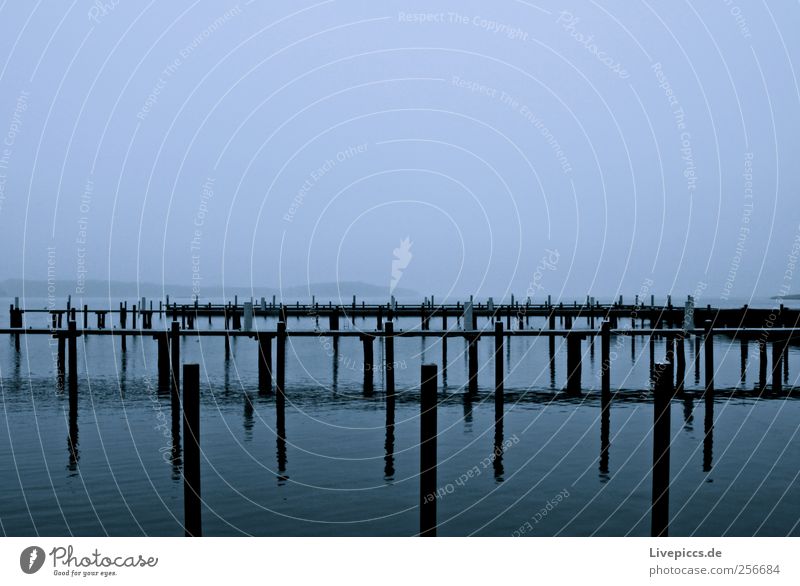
0,279,417,301
771,294,800,300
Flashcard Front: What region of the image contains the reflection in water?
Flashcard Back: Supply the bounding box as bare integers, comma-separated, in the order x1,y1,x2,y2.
332,339,339,395
67,391,79,474
694,337,701,384
442,338,448,390
462,393,473,433
549,337,556,389
599,392,610,481
243,393,254,442
682,395,694,431
169,380,182,480
493,419,504,481
276,390,288,484
118,351,127,400
384,396,395,481
703,397,714,474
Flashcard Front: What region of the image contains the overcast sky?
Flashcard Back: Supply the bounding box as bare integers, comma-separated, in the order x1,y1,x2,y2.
0,1,798,301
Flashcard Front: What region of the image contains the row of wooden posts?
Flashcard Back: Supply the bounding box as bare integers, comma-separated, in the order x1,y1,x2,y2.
35,313,795,536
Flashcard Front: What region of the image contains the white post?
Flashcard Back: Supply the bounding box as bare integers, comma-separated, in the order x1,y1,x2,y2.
243,302,253,331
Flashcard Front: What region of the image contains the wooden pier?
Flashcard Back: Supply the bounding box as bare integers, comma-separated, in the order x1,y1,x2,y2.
4,295,799,537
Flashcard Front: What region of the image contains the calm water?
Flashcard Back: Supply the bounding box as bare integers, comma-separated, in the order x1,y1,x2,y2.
1,299,799,536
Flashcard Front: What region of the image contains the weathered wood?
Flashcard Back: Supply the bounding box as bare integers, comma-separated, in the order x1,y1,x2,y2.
651,361,673,538
182,363,202,537
420,363,438,537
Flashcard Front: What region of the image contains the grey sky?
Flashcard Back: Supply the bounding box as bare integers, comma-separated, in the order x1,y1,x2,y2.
0,1,798,301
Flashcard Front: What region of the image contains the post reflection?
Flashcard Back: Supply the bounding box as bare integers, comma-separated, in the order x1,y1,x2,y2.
384,394,395,481
599,392,610,481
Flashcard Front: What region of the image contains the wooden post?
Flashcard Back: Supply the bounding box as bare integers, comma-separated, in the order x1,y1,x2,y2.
120,303,127,352
170,321,181,402
258,334,273,394
566,333,582,394
601,320,610,398
385,321,395,398
182,363,202,537
467,334,478,395
67,320,78,390
703,320,714,395
362,334,374,395
494,322,504,423
276,321,286,400
420,363,438,537
651,361,672,537
759,337,768,390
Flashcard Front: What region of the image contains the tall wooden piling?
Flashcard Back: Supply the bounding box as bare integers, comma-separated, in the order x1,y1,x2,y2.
182,363,202,537
494,322,504,423
566,333,582,394
67,320,78,390
420,363,438,537
651,361,672,538
258,334,273,394
170,321,181,401
703,320,714,395
385,321,395,398
362,334,374,395
467,334,478,395
601,320,611,397
276,321,286,425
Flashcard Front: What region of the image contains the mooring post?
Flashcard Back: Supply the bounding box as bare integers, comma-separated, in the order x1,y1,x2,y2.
385,321,395,398
494,322,504,423
67,320,78,390
170,321,181,404
120,302,127,352
258,333,273,394
57,333,66,390
703,320,714,395
182,363,202,537
420,363,438,537
651,361,672,538
83,304,88,329
376,305,383,331
601,320,611,397
467,333,478,395
276,321,286,399
362,334,374,395
566,332,582,394
132,304,137,329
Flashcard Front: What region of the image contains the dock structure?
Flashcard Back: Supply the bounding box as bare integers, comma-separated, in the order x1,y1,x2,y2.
4,295,799,537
